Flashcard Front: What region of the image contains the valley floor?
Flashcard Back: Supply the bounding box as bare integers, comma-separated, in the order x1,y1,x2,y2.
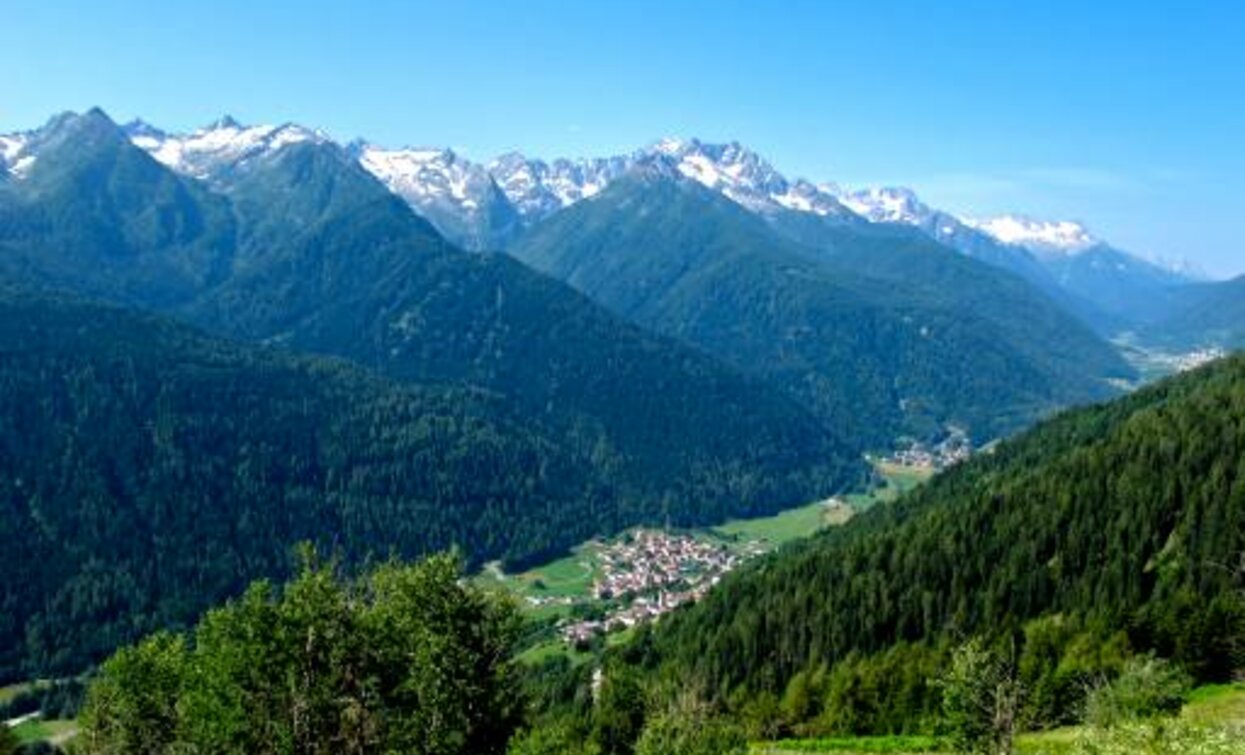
477,462,933,665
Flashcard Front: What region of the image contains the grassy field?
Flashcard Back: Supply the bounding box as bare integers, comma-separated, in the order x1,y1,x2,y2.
713,463,931,549
752,734,943,753
754,684,1245,755
478,543,603,602
1182,682,1245,726
11,718,77,745
854,462,932,505
517,638,590,666
711,498,854,549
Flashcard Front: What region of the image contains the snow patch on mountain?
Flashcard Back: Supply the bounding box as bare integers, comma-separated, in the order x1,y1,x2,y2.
0,134,26,163
839,187,933,225
650,138,850,218
127,116,326,181
963,215,1099,256
353,142,522,250
488,139,851,225
0,133,32,178
357,144,483,207
488,152,633,221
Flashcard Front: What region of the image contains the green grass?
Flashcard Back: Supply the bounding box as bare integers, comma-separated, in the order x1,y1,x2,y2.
517,638,590,667
717,464,930,549
1182,682,1245,726
1015,727,1080,755
852,463,932,506
11,718,77,745
480,543,602,602
751,734,944,753
756,684,1245,755
712,499,853,548
525,548,601,597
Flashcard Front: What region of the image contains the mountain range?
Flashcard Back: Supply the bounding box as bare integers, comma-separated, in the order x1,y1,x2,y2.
0,109,861,540
0,110,1160,441
510,170,1131,445
67,116,1221,342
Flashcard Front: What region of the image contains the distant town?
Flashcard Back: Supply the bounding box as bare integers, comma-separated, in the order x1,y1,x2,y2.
559,530,760,646
880,427,974,471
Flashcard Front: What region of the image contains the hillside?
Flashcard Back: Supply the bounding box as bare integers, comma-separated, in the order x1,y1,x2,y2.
0,288,865,684
1155,275,1245,348
770,216,1133,383
640,354,1245,732
1042,244,1194,326
510,171,1130,447
0,111,864,539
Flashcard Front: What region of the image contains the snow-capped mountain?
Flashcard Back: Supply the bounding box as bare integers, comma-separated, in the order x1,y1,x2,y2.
2,109,129,181
125,116,328,183
351,142,520,250
486,138,854,231
647,138,852,218
838,187,931,225
830,185,1088,314
3,109,1188,328
963,215,1099,258
488,152,632,222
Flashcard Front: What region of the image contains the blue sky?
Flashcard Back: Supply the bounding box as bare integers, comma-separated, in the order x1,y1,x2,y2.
3,1,1242,276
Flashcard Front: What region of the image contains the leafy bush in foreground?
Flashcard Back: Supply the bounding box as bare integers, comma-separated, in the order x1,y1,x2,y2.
78,551,522,755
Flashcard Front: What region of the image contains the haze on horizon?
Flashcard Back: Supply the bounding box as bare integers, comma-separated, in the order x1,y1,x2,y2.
2,0,1241,277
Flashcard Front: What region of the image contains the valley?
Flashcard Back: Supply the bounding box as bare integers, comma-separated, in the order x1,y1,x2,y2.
481,463,932,663
1114,337,1229,383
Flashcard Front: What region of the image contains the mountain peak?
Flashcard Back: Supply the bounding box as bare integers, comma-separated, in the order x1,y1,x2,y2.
32,108,126,154
43,108,118,134
209,114,243,131
83,106,114,122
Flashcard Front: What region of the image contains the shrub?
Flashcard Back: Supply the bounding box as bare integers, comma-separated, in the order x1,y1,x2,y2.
1083,656,1190,728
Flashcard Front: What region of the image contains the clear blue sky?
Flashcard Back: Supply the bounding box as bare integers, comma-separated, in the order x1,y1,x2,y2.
3,1,1242,276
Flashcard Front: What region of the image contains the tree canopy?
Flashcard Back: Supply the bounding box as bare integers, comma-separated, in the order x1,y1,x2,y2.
78,551,522,755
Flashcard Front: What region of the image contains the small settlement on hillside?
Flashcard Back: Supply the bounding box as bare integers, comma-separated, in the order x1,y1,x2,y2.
560,530,759,645
881,427,974,471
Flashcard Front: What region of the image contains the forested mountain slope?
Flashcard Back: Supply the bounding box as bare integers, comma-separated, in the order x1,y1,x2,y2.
0,291,592,679
642,353,1244,728
769,216,1132,381
1155,274,1245,349
0,290,855,686
511,171,1130,446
